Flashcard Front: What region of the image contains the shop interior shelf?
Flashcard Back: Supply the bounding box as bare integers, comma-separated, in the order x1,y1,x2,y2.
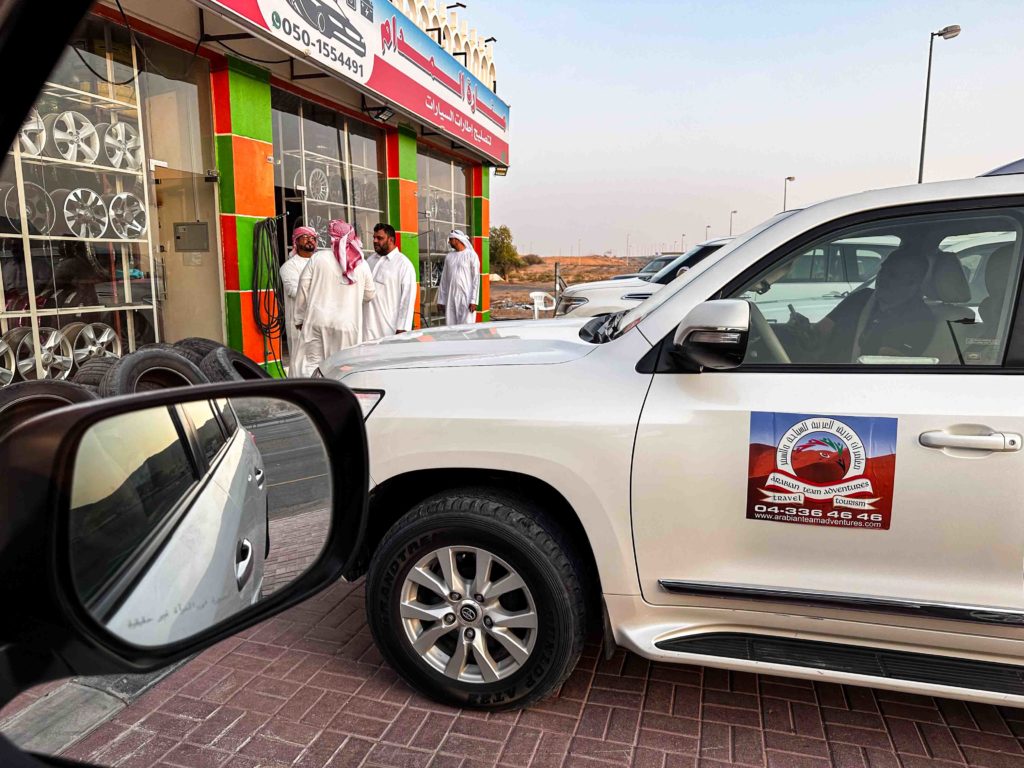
41,81,139,112
9,152,144,177
0,302,155,319
26,235,148,245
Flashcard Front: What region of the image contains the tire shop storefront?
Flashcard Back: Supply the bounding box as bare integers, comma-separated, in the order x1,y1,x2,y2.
1,0,509,384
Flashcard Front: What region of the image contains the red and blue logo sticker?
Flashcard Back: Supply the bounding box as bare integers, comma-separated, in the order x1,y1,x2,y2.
747,412,897,530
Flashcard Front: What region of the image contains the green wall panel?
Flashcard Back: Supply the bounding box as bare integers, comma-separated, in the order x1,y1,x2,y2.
400,233,420,281
224,292,243,351
215,135,235,213
479,238,489,274
228,60,272,144
397,126,417,181
481,166,490,199
234,215,265,289
387,178,402,229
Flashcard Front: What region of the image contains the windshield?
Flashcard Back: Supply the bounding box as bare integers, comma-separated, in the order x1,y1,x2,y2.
639,257,670,273
649,244,726,285
613,211,800,338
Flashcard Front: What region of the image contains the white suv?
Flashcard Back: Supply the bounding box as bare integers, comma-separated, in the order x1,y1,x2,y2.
554,238,733,317
323,174,1024,710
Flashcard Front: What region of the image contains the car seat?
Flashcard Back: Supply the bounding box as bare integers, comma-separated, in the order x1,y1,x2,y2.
921,250,973,363
960,243,1015,364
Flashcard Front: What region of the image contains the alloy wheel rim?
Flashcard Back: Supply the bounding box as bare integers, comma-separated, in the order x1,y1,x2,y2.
400,545,538,684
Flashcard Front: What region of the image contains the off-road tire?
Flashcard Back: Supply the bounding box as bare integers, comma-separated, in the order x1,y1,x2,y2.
173,337,223,367
99,348,208,395
0,380,97,440
71,356,118,389
366,489,587,710
200,346,271,382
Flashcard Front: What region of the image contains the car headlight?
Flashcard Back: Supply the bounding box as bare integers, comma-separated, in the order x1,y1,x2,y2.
351,389,384,420
555,295,588,315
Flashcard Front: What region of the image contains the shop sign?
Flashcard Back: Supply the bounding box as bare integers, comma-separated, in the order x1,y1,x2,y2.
197,0,510,164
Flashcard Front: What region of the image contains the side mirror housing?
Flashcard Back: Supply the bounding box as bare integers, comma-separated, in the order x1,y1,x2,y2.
670,299,750,370
0,380,368,702
675,266,690,279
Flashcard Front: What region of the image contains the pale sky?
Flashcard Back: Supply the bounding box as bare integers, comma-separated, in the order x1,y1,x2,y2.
465,1,1024,258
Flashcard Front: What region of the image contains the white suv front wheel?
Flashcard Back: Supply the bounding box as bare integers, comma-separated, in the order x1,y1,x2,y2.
365,489,587,710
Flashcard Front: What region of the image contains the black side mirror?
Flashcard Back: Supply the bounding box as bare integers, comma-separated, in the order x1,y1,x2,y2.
0,380,367,704
669,299,751,371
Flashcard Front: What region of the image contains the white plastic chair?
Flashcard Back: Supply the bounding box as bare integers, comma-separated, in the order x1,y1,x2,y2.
529,291,557,320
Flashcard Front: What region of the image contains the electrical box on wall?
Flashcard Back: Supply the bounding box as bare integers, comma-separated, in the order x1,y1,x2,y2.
174,222,210,252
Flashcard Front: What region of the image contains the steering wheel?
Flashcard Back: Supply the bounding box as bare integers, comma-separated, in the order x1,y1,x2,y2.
747,302,791,364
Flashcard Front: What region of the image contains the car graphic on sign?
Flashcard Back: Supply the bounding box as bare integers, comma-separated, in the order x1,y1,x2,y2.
286,0,366,57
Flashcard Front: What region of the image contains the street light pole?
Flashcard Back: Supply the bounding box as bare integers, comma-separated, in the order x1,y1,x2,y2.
681,234,686,251
705,225,711,241
729,210,737,236
918,24,961,184
783,176,795,211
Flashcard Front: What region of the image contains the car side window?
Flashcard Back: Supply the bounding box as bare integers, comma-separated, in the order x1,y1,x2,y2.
731,209,1024,367
68,407,198,603
181,400,229,466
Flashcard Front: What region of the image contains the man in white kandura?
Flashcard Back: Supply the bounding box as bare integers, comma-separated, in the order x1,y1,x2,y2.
293,219,375,377
363,222,416,341
437,229,480,325
280,225,318,377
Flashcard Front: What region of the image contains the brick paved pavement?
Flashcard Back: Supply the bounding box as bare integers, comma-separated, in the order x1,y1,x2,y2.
31,569,1024,768
5,504,1024,767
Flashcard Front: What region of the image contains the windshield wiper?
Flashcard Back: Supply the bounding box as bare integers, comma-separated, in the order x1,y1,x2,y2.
579,310,625,344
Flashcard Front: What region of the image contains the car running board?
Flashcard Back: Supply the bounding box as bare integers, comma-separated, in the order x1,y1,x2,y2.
654,633,1024,697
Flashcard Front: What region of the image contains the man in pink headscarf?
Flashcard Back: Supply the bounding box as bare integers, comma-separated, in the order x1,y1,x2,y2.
281,225,317,376
293,219,376,376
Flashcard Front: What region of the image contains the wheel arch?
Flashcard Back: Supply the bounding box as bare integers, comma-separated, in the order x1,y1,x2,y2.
347,468,603,621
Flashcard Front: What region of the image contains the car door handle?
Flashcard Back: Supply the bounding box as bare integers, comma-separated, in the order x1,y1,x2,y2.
919,430,1022,452
236,538,254,590
254,467,265,488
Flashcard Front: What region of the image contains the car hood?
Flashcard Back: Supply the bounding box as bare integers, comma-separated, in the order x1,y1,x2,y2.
566,276,650,293
319,318,598,378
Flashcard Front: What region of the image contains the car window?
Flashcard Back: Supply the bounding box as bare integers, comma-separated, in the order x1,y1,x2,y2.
216,398,238,434
181,400,229,466
731,208,1024,367
68,407,198,603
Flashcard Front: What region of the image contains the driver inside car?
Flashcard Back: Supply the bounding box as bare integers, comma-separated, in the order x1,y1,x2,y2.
779,248,936,363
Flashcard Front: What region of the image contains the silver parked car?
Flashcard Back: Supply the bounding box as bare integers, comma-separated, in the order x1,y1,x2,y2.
68,398,267,646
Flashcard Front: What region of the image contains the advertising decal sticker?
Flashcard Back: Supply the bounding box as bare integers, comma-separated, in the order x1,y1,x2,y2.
747,412,897,530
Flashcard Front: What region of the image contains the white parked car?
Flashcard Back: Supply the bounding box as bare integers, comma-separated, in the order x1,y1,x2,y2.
610,253,679,281
554,238,733,317
323,172,1024,710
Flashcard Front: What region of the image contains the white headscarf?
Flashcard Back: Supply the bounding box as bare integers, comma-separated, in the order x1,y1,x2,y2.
449,229,475,254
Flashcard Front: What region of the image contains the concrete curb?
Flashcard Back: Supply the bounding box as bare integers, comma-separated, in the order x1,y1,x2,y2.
0,661,187,754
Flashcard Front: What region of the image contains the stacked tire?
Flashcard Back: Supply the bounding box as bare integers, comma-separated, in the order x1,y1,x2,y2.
0,337,269,440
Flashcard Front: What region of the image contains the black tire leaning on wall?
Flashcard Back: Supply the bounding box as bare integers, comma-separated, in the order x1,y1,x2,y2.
200,346,271,382
98,349,208,396
0,380,97,440
173,337,224,367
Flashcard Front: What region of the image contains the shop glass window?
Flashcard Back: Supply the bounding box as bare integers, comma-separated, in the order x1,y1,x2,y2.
731,210,1024,367
2,16,217,381
181,400,228,466
270,89,385,261
416,148,472,326
68,406,197,603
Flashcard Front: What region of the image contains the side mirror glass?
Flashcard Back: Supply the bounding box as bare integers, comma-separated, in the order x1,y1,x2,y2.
67,395,333,647
671,299,750,370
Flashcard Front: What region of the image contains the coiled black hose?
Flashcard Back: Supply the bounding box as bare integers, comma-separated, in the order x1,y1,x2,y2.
251,216,287,376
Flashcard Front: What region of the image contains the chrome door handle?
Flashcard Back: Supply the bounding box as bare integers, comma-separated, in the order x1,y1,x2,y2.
919,431,1022,452
235,539,254,589
254,467,265,487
